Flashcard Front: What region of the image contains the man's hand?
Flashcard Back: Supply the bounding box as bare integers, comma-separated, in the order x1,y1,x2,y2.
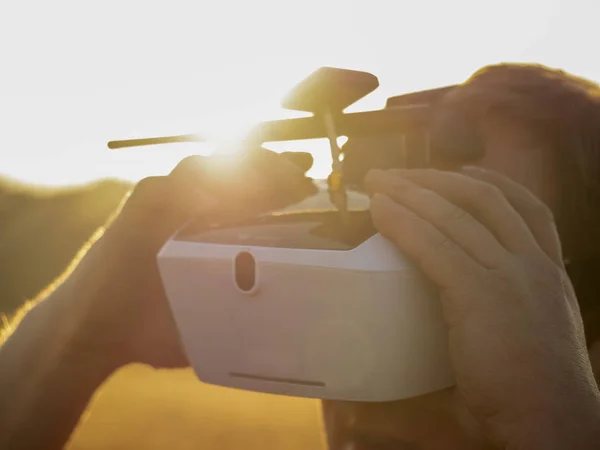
69,148,317,370
339,167,600,449
0,148,316,450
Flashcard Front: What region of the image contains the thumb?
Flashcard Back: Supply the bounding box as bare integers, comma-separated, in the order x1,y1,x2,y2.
111,176,214,253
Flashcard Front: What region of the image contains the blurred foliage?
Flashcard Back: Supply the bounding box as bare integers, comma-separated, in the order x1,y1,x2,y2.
0,176,325,450
0,176,131,316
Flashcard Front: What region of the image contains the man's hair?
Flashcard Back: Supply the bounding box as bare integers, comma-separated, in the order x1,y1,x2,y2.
445,63,600,343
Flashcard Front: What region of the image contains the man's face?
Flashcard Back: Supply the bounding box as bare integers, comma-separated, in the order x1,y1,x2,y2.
321,116,598,450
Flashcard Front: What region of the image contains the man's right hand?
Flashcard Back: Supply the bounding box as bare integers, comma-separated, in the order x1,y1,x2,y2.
61,148,317,371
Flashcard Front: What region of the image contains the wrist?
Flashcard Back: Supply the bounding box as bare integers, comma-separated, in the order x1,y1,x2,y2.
0,294,120,450
46,243,132,374
34,278,124,382
505,389,600,450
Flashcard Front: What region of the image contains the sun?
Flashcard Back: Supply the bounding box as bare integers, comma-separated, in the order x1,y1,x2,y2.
4,0,600,189
104,79,343,185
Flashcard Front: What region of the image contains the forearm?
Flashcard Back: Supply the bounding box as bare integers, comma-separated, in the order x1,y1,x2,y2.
504,381,600,450
0,232,120,449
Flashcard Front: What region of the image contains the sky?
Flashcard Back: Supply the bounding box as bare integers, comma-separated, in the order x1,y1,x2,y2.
0,0,599,186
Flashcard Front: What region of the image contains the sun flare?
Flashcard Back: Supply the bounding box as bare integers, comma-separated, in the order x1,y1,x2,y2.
2,0,599,188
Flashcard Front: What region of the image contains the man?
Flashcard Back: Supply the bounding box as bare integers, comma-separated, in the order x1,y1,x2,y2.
1,63,599,449
324,63,600,449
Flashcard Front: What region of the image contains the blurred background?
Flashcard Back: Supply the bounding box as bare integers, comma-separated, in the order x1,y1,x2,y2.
2,0,600,185
1,0,599,448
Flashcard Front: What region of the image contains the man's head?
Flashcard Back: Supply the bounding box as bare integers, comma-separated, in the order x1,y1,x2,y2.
434,63,600,346
324,62,600,449
435,63,600,261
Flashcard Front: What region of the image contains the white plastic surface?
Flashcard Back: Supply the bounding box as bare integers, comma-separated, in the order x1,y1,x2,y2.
157,232,455,402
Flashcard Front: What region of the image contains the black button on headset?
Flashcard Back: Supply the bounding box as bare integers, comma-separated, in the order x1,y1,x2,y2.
235,252,256,292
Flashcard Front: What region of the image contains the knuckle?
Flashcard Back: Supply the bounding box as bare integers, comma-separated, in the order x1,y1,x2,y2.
475,181,504,203
127,176,177,213
365,171,397,197
527,198,555,222
523,252,563,284
132,176,163,198
431,234,455,254
438,204,470,224
170,155,205,177
115,177,173,231
421,167,440,178
362,170,378,193
526,259,571,308
513,194,556,227
371,200,398,231
371,198,412,237
488,265,523,300
462,166,499,185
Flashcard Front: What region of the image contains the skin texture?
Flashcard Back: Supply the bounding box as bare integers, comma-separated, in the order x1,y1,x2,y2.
322,118,600,450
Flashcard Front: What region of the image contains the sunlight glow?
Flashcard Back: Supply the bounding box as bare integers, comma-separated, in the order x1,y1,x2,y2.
1,0,599,186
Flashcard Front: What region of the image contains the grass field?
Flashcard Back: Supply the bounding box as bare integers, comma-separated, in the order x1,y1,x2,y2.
67,365,326,450
0,177,327,450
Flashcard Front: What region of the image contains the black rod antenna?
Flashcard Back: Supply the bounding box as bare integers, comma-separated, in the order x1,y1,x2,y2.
107,133,208,149
107,105,431,150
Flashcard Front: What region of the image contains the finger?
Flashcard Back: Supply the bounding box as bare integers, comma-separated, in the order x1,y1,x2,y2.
386,168,542,259
170,152,283,214
168,155,225,205
116,176,210,251
370,193,486,292
248,149,318,204
169,154,264,201
366,170,509,269
460,166,564,265
170,151,316,214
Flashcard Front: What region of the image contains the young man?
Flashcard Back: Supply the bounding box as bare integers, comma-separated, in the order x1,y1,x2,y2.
323,63,600,450
1,63,599,449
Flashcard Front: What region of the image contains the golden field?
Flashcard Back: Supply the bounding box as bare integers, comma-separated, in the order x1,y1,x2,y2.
69,365,326,450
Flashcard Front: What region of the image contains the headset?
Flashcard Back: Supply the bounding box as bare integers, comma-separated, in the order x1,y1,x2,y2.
107,67,488,402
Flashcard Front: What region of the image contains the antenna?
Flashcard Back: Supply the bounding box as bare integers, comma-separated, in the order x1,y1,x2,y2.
107,133,208,150
107,67,434,152
107,106,431,150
